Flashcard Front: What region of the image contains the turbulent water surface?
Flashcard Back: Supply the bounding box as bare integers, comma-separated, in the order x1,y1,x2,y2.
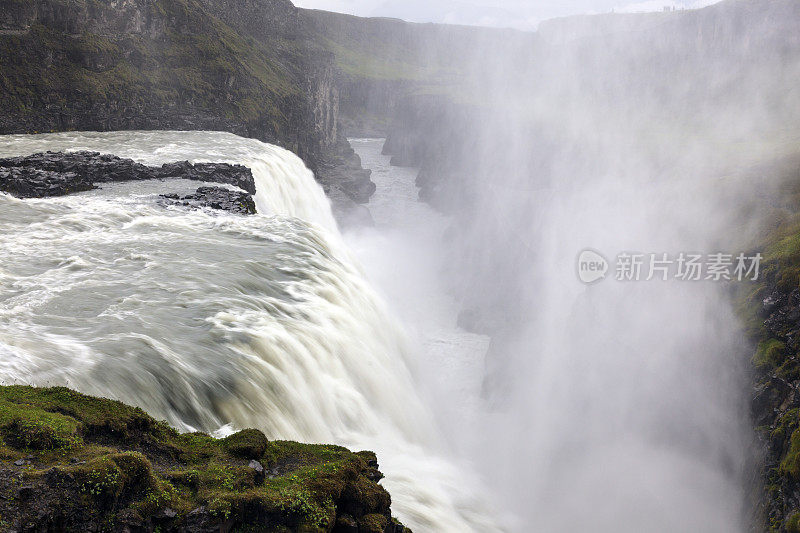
0,131,504,532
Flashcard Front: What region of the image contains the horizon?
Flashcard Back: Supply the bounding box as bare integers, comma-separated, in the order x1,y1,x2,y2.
292,0,724,30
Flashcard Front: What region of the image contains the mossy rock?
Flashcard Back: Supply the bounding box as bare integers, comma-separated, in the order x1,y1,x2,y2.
0,413,81,450
781,426,800,479
753,338,787,368
788,512,800,533
359,513,389,532
222,428,269,459
0,386,410,532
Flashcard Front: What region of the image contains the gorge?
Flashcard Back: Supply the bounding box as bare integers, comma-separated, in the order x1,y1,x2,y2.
2,0,800,531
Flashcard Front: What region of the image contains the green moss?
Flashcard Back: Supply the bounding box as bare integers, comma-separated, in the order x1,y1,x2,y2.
76,455,126,500
0,406,81,450
167,468,200,489
359,513,389,533
782,426,800,478
0,386,406,531
0,385,177,451
736,215,800,374
771,409,800,444
754,338,787,368
788,512,800,533
222,428,269,459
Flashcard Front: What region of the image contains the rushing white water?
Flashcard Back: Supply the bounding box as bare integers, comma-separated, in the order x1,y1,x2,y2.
345,139,492,451
0,130,505,531
0,130,337,230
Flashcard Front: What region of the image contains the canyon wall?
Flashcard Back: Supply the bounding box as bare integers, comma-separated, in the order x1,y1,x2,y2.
0,0,373,205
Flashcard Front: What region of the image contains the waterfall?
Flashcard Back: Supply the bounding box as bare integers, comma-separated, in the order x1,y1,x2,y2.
0,130,504,532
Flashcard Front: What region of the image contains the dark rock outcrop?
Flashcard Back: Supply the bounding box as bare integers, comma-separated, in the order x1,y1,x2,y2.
0,166,93,198
161,186,257,215
318,138,376,203
158,161,256,194
0,151,256,210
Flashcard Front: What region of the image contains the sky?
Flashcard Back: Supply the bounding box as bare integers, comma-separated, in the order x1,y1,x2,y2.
293,0,723,30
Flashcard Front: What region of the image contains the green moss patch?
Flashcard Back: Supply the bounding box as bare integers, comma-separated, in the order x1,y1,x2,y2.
222,428,269,459
754,338,787,368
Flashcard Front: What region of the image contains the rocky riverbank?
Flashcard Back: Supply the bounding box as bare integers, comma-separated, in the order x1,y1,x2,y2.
0,386,411,533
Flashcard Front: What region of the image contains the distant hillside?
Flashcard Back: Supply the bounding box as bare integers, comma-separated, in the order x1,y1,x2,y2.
0,0,307,151
300,8,534,135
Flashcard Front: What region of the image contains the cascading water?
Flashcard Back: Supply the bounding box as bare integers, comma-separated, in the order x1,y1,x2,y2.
0,131,504,532
344,139,492,453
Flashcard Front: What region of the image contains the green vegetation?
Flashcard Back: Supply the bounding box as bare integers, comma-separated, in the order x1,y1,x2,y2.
737,223,800,380
788,512,800,533
0,386,407,532
222,428,270,459
754,338,787,369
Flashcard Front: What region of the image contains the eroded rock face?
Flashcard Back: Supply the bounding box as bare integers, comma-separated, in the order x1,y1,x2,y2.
0,151,256,209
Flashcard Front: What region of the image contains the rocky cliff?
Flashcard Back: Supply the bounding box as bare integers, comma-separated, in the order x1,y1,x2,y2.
0,0,374,208
736,154,800,531
300,8,528,138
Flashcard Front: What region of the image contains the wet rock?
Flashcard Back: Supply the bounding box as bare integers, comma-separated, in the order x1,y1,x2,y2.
316,138,376,204
159,161,255,194
0,167,93,198
248,459,265,485
0,151,255,200
161,187,256,215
